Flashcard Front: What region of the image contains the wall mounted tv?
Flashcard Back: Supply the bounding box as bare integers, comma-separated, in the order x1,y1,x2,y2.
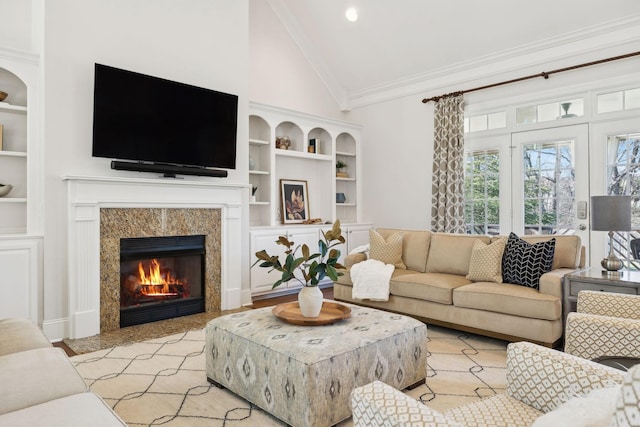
92,63,238,178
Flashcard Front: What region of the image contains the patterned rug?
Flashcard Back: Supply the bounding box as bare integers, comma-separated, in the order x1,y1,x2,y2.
70,324,507,426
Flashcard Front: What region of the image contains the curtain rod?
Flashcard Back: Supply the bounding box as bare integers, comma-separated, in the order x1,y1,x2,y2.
421,51,640,104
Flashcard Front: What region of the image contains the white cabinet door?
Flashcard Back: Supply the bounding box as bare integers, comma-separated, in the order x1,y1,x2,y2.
0,238,40,322
250,228,322,294
347,225,371,253
250,230,287,294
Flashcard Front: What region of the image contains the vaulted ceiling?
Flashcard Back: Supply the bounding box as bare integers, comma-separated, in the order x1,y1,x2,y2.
267,0,640,109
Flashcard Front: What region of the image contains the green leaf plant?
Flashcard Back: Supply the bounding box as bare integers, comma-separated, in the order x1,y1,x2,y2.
252,220,346,289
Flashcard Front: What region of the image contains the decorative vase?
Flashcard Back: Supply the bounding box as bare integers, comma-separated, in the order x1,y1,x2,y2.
298,286,323,317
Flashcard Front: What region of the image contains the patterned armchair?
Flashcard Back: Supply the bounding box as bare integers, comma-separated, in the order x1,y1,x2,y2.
564,290,640,360
351,341,629,427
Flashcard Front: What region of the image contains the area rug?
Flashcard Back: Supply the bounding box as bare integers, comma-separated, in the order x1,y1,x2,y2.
71,324,507,426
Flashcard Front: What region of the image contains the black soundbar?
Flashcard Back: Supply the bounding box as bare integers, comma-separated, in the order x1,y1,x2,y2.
111,161,228,178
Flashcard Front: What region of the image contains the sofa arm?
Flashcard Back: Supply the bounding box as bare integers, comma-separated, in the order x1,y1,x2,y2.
351,380,461,427
564,311,640,360
344,252,367,268
538,268,576,298
506,342,624,413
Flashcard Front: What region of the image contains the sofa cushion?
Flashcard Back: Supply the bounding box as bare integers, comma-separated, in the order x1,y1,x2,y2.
376,228,431,272
426,233,491,276
0,318,52,356
453,282,561,320
0,392,127,427
502,233,556,289
0,347,89,415
466,238,507,283
391,273,472,305
369,229,406,269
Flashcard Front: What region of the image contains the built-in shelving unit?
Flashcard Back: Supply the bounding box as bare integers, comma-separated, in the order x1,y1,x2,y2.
0,51,43,325
248,102,369,297
249,102,362,227
0,74,29,235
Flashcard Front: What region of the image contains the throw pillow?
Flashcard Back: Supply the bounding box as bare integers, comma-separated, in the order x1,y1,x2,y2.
466,238,507,283
501,232,556,289
369,230,406,269
532,386,619,427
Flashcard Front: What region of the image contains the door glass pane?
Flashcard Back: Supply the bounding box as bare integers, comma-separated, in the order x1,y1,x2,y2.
522,142,575,235
606,133,640,269
464,149,500,235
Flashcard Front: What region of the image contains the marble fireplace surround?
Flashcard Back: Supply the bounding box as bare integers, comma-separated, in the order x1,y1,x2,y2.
64,176,245,339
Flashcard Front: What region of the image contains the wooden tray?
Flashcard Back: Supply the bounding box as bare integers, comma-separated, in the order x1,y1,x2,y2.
272,301,351,326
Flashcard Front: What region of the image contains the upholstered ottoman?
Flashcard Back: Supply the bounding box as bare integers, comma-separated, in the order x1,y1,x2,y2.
205,303,427,427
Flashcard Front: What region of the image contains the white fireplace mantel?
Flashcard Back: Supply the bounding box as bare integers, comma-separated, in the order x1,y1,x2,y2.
63,175,247,339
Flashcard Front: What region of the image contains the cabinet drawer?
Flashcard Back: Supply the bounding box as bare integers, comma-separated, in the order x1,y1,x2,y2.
569,281,638,296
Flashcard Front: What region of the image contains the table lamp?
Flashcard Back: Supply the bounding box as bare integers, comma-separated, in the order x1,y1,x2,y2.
591,195,632,274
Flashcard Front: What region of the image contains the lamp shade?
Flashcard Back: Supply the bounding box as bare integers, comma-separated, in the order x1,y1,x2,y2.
591,195,632,231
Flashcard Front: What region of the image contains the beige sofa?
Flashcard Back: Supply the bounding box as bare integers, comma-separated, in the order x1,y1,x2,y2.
0,318,126,426
335,229,584,347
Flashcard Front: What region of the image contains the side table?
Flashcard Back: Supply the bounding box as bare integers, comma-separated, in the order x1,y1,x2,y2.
562,269,640,324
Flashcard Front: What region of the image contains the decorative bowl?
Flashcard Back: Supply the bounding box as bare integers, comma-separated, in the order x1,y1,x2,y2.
0,184,13,197
0,91,7,102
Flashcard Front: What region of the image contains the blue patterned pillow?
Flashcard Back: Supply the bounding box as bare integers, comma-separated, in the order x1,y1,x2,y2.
501,232,556,289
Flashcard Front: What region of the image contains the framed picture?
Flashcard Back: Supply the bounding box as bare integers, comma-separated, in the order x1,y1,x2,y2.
280,179,309,224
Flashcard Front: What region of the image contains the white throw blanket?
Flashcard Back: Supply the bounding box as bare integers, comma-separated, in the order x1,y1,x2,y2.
350,259,394,301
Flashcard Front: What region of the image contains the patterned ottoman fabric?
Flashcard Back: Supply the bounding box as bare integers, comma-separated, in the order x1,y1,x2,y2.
205,303,427,427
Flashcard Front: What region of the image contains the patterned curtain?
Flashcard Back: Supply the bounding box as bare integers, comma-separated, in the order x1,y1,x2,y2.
431,94,466,233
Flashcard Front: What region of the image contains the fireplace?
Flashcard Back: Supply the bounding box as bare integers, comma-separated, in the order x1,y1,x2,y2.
119,235,206,327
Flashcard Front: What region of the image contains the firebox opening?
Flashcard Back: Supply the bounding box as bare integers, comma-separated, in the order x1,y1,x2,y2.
120,235,206,328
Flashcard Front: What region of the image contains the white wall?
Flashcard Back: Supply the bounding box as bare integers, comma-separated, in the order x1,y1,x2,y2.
249,0,346,120
41,0,249,338
0,0,32,51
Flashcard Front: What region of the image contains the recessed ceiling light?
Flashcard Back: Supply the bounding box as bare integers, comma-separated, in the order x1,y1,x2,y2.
345,7,358,22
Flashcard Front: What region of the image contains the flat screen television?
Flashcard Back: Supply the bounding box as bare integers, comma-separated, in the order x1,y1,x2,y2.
92,63,238,176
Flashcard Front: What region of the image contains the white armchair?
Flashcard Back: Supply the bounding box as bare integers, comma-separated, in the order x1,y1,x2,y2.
351,341,627,427
564,290,640,360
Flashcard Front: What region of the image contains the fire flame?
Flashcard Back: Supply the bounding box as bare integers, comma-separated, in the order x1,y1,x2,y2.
137,259,181,296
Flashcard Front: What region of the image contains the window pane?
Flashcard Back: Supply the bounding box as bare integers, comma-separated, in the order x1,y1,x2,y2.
464,149,500,235
606,132,640,269
560,99,583,118
598,91,623,113
522,140,575,236
516,106,536,125
625,88,640,110
469,116,487,132
537,102,558,122
487,112,506,129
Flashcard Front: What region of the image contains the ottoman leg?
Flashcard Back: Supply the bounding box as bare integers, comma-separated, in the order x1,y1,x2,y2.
404,378,425,390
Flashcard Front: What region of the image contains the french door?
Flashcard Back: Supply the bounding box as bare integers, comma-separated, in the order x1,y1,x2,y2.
511,124,590,250
590,118,640,269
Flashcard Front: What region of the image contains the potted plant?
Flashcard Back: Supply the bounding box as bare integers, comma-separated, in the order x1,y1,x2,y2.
253,221,345,317
336,160,348,177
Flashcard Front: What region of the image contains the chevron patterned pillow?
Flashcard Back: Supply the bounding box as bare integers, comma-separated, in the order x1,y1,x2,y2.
501,232,555,289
